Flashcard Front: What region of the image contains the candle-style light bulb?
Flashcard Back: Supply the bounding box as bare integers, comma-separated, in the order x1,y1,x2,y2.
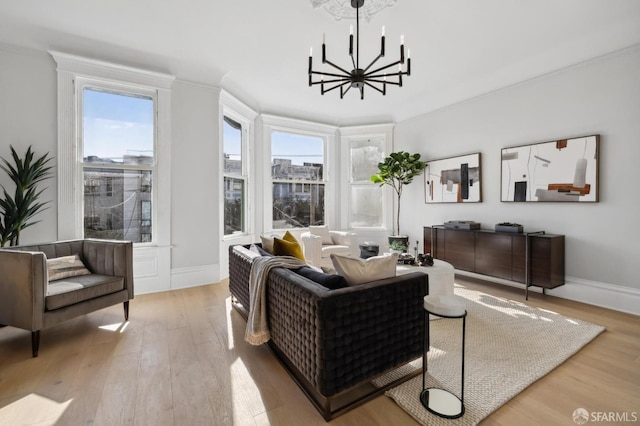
350,25,353,35
401,34,405,45
310,47,313,57
382,25,385,36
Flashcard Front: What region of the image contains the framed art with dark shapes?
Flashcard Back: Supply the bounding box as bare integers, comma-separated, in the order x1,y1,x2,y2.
501,135,599,202
425,153,482,203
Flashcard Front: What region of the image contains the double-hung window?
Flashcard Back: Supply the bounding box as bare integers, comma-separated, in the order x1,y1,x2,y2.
340,124,394,232
223,116,246,235
262,115,337,232
80,84,156,243
271,131,325,229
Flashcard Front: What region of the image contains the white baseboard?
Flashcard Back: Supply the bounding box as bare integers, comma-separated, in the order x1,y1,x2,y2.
455,270,640,316
170,264,220,290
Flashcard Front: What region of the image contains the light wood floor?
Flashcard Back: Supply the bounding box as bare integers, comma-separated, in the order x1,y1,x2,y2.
0,277,638,425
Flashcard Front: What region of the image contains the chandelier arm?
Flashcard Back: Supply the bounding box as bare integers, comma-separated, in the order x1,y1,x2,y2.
365,60,403,76
310,70,351,79
322,59,354,76
367,72,408,79
322,81,351,94
342,83,353,97
362,53,384,73
364,77,392,84
310,77,350,85
364,81,385,94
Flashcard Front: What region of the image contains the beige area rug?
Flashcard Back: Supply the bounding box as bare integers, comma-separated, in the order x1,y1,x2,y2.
384,285,605,426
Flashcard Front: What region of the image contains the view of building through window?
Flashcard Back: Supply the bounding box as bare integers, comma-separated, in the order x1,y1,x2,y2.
82,87,155,243
271,132,324,229
223,117,245,235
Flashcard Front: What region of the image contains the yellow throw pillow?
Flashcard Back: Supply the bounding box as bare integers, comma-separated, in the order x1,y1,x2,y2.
273,231,306,261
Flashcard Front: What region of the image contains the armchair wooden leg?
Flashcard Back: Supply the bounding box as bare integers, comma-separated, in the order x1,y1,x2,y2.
32,330,40,357
123,301,130,321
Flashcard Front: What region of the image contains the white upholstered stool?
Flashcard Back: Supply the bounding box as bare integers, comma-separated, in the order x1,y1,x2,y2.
421,294,467,419
397,259,455,319
396,259,454,296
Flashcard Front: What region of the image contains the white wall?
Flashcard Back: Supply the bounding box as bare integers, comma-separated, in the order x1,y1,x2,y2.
0,46,57,245
169,81,221,288
395,46,640,313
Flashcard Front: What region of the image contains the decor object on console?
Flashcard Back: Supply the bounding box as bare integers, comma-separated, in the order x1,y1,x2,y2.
495,222,523,233
0,239,133,357
444,220,480,230
425,152,482,203
501,134,599,202
359,241,380,258
371,151,426,237
0,145,53,247
308,0,411,99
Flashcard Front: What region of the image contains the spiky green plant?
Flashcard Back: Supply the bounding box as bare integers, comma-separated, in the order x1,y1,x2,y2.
371,151,426,237
0,146,53,246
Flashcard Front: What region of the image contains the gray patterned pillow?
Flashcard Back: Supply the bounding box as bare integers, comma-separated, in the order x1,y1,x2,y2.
47,254,91,281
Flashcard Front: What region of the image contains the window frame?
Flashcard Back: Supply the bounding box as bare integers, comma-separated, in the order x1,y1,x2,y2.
77,80,158,244
340,124,394,232
222,116,246,236
50,51,174,248
220,90,257,241
261,115,338,233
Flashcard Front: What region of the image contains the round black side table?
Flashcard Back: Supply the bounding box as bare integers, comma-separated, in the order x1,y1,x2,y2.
420,295,467,419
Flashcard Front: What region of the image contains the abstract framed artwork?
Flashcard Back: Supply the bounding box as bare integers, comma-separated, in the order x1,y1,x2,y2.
424,153,482,203
501,135,599,202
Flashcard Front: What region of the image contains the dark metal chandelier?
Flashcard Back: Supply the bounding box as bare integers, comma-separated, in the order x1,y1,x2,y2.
308,0,411,99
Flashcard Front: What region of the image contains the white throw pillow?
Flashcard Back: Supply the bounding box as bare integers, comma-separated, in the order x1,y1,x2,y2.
260,235,275,254
309,225,333,245
330,253,398,286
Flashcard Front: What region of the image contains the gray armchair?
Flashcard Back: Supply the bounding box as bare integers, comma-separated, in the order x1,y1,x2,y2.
0,239,134,357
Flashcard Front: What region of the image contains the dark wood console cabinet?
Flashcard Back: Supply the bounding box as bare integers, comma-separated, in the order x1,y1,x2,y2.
424,226,565,292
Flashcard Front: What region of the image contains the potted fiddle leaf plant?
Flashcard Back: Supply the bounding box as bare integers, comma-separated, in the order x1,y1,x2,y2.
371,151,427,250
0,145,53,247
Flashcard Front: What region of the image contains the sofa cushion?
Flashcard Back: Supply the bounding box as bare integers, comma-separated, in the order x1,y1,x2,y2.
260,235,275,254
321,245,351,258
46,274,125,310
330,253,398,286
273,231,306,261
294,266,348,290
309,225,333,245
250,244,273,257
47,254,92,281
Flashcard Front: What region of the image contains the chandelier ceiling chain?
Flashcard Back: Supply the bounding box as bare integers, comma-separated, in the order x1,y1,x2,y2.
308,0,411,99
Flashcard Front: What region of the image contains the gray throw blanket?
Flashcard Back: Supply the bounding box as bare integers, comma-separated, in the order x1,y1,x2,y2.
245,255,306,345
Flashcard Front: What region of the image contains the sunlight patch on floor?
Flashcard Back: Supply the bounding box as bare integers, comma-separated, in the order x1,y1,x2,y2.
225,297,236,350
230,357,268,422
0,394,72,426
98,321,129,332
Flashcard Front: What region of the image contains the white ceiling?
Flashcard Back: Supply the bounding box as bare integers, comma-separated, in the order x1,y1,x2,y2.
1,0,639,126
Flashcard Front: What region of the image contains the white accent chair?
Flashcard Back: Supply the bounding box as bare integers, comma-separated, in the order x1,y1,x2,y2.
301,226,359,268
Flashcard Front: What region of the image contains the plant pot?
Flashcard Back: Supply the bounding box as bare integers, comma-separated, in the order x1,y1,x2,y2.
388,235,409,253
